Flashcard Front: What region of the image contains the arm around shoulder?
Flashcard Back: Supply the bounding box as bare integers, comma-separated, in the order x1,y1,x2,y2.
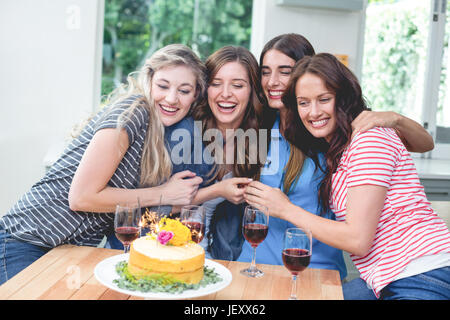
394,113,434,153
351,110,434,153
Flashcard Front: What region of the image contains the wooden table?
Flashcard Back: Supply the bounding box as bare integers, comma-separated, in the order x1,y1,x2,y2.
0,244,343,300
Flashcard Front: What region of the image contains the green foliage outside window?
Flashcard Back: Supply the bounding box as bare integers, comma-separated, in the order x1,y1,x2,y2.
101,0,253,97
363,0,449,126
362,0,428,119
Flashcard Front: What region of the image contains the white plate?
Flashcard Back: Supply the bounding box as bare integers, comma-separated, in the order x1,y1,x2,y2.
94,253,232,299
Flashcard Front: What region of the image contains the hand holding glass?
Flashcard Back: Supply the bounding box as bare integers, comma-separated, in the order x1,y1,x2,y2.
181,205,206,244
240,205,269,278
282,228,312,300
114,204,142,253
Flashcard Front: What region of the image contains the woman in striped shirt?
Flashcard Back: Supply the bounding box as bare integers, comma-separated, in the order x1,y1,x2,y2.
244,53,450,299
0,44,208,285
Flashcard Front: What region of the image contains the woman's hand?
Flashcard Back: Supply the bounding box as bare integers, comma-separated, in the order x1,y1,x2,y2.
243,181,292,219
160,170,203,206
217,177,253,204
351,110,398,139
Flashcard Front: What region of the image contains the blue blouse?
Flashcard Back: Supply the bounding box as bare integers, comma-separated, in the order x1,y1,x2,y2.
237,114,347,279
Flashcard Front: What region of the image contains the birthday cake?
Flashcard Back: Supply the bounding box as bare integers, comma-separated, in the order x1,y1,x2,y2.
128,217,205,284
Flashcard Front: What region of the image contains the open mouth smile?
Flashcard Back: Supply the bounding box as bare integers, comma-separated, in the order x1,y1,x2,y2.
268,90,284,99
159,104,179,115
310,118,329,128
217,102,237,113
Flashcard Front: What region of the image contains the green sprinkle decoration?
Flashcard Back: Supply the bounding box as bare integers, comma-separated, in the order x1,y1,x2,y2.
113,261,222,294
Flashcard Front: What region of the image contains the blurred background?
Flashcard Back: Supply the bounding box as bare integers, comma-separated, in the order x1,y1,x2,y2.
1,0,450,216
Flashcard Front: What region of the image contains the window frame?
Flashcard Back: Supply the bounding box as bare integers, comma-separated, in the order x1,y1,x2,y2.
422,0,450,159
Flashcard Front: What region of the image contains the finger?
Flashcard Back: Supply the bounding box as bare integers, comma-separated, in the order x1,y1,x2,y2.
243,194,266,212
232,177,253,187
244,185,264,198
184,176,203,185
191,176,203,185
233,177,253,184
243,193,261,205
173,170,196,179
352,121,372,138
351,111,369,129
248,180,267,191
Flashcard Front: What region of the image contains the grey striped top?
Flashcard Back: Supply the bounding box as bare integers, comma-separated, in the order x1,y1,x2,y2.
0,97,149,248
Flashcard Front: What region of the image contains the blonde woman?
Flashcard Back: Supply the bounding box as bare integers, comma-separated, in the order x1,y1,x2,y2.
0,44,207,285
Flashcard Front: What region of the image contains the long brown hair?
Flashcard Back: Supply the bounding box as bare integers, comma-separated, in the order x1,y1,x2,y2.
193,46,266,181
282,53,369,213
259,33,315,194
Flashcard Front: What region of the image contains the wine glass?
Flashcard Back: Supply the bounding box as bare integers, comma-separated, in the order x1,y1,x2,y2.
240,205,269,278
180,205,205,244
282,227,312,300
114,204,142,254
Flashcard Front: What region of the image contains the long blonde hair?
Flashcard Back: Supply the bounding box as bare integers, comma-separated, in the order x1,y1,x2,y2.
104,44,207,187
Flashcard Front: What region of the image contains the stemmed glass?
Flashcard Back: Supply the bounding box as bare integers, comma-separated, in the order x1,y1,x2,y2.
114,204,142,254
282,227,312,300
240,205,269,278
180,205,206,244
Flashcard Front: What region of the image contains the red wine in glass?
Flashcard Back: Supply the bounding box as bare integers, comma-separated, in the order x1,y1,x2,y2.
282,248,311,275
283,228,312,300
115,226,140,245
240,205,269,278
181,205,206,244
182,221,205,243
114,203,141,253
243,223,268,248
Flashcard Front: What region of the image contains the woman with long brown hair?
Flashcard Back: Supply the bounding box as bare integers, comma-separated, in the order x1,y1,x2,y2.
244,53,450,300
188,46,267,257
232,34,434,280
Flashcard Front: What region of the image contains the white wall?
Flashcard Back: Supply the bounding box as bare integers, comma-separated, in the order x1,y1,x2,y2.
250,0,367,78
0,0,104,215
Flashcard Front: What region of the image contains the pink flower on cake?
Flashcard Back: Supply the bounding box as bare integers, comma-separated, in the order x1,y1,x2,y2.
157,230,174,245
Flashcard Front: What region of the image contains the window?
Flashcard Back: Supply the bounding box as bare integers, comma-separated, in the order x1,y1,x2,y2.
362,0,450,159
101,0,253,97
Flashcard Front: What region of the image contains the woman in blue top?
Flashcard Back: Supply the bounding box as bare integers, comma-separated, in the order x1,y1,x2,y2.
235,34,434,279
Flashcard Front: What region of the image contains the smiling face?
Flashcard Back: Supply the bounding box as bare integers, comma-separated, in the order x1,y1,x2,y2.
207,61,251,131
261,49,296,111
151,65,197,127
296,73,337,143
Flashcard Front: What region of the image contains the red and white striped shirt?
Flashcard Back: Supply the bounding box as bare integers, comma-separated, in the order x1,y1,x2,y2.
330,127,450,297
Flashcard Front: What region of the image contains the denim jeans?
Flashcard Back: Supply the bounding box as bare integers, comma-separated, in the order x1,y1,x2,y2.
343,266,450,300
0,226,50,285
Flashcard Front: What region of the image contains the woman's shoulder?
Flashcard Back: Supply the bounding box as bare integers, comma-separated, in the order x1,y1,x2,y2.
108,95,149,125
346,127,404,160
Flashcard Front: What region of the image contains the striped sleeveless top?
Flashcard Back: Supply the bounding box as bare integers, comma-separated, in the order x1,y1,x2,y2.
0,97,149,248
330,127,450,297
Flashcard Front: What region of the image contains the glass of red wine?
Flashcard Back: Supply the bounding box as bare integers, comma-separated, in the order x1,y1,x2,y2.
282,227,312,300
114,204,142,254
240,205,269,278
180,205,205,244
